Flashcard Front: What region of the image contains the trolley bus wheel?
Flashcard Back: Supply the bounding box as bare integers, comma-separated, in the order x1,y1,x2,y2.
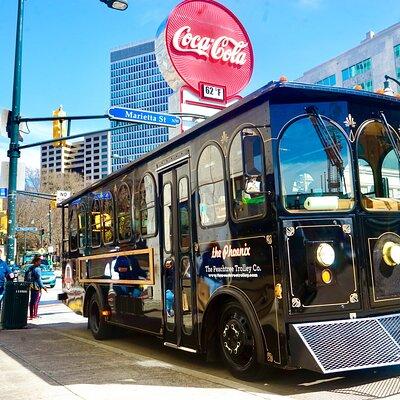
88,295,112,340
219,301,263,379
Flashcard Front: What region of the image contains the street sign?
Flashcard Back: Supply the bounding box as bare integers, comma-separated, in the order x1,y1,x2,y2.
56,190,71,204
16,226,37,232
108,107,182,128
0,109,10,138
0,188,8,198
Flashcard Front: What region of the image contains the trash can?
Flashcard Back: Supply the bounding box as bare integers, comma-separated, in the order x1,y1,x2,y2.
1,281,30,329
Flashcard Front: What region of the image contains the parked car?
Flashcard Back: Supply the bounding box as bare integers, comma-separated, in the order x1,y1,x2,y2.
40,265,56,288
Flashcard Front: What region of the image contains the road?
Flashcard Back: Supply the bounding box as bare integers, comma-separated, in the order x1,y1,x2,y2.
1,279,400,400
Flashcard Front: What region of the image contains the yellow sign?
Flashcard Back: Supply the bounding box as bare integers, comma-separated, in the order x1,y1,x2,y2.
0,213,7,235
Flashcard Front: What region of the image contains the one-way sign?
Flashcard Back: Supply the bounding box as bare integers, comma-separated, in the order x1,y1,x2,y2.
108,107,181,128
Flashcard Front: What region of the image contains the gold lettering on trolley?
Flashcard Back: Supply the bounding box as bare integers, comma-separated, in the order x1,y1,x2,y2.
211,243,251,260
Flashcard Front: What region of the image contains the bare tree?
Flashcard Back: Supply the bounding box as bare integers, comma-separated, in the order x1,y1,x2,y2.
16,170,85,259
25,167,41,192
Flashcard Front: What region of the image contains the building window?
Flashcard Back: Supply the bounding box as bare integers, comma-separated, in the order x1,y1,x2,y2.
360,80,373,91
342,58,371,81
315,74,336,86
197,144,226,227
394,44,400,58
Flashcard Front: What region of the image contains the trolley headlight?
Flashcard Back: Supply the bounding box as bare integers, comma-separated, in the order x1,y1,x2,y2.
316,243,335,267
382,241,400,267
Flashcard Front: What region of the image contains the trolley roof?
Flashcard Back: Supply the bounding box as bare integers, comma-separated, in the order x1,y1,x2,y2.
60,80,400,206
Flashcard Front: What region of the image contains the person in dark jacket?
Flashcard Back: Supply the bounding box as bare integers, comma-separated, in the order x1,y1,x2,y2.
113,255,147,297
27,255,47,319
0,249,13,303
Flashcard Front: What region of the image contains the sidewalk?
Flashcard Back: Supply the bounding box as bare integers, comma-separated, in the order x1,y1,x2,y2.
0,301,286,400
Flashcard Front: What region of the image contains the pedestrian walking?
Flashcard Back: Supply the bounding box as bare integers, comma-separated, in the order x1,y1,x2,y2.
0,249,13,303
25,255,47,319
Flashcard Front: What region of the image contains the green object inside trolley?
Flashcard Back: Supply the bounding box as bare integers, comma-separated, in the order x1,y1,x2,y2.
242,195,265,205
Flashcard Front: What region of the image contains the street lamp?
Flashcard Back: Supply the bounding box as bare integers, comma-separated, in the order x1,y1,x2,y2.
100,0,128,10
6,0,128,264
383,75,400,96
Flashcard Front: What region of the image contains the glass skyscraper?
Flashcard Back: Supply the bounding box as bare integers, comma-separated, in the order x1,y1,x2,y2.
110,40,173,171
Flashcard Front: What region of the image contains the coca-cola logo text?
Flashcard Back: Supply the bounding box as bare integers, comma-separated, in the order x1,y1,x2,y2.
172,26,248,66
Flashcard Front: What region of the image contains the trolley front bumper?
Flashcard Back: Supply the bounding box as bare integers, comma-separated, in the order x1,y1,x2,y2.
289,313,400,373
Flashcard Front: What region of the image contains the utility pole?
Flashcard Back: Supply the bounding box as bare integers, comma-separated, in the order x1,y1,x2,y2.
6,0,24,265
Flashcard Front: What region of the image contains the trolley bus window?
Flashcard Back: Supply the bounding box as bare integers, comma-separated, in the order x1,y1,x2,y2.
383,150,400,198
279,116,354,212
139,174,156,236
229,129,266,220
357,120,400,211
102,193,114,244
117,183,132,242
163,183,172,253
78,205,86,249
358,159,374,196
179,177,190,251
69,206,78,251
79,250,154,287
198,144,226,227
90,199,101,248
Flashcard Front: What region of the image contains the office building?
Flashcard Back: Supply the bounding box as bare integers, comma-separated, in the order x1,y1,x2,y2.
84,133,110,183
40,133,110,184
297,22,400,92
110,40,173,171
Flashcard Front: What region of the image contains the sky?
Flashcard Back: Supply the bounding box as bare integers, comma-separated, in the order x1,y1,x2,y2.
0,0,399,170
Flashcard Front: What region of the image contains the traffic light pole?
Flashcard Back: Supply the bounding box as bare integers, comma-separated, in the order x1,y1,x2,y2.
6,0,24,265
48,204,52,246
5,0,129,265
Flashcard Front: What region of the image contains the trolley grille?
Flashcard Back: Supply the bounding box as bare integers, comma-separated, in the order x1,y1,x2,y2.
291,314,400,373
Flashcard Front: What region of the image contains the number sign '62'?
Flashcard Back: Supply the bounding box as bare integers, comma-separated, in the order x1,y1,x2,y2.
200,83,226,102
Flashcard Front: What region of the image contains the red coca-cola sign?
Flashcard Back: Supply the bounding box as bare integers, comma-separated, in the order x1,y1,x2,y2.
156,0,254,100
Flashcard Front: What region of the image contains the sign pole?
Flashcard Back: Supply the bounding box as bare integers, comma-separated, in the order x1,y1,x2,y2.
6,0,24,265
48,204,52,246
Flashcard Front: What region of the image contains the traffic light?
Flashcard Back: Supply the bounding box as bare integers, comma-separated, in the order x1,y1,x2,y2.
41,228,45,236
50,200,57,209
53,106,67,147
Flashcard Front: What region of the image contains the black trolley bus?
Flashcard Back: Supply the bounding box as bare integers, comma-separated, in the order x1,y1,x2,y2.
60,81,400,378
